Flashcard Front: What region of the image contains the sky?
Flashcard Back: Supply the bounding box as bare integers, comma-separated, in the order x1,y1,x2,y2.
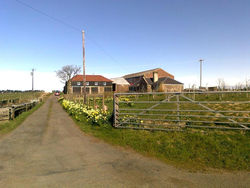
0,0,249,91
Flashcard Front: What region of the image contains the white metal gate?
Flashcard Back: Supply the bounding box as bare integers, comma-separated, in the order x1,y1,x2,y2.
113,91,250,131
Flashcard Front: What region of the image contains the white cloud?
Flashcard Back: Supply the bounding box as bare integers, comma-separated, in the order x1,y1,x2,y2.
0,70,64,92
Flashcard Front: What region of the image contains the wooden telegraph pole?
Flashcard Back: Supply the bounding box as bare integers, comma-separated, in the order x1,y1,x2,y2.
82,30,87,104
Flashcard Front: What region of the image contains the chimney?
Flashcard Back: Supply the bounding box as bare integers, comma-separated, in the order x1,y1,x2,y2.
153,72,158,83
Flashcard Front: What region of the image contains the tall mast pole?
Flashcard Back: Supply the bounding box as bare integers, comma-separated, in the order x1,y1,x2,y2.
31,68,34,91
199,59,204,88
82,30,87,104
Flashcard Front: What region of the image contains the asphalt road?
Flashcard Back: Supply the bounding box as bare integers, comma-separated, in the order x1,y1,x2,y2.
0,96,249,188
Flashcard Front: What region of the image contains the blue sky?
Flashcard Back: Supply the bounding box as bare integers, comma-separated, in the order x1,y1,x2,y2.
0,0,249,91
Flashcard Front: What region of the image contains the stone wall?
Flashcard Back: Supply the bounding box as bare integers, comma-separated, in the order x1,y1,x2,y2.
115,85,129,93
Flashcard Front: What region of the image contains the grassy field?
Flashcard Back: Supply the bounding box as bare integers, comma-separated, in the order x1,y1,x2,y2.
61,91,250,171
0,92,44,106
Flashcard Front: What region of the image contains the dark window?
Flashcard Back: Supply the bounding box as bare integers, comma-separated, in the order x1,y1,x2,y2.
104,87,112,92
82,87,90,94
112,84,116,91
91,87,98,94
77,82,81,86
73,87,81,93
94,82,98,86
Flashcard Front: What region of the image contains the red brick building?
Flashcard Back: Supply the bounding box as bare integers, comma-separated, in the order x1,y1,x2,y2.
66,75,113,94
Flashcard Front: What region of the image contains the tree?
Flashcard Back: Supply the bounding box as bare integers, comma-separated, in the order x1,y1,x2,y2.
56,65,81,83
217,78,226,91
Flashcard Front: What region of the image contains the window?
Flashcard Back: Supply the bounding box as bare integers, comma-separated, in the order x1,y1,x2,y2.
77,82,81,86
95,82,98,86
104,87,111,92
86,82,89,86
103,82,106,86
91,87,98,93
73,87,81,93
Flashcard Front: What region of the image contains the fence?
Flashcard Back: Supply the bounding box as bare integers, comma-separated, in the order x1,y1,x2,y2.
0,101,38,121
113,91,250,131
63,93,112,110
0,98,20,107
0,92,44,108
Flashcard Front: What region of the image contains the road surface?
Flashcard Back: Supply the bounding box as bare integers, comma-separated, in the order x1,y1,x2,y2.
0,96,249,187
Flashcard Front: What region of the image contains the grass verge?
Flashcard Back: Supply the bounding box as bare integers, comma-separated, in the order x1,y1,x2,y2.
73,118,250,171
0,102,44,135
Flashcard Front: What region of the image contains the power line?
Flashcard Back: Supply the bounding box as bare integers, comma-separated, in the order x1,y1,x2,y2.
14,0,119,63
15,0,81,32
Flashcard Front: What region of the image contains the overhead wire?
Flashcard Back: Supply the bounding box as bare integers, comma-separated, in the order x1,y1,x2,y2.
14,0,119,63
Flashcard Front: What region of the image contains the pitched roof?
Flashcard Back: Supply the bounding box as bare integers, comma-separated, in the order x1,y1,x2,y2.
110,77,130,85
152,77,183,90
71,75,112,82
158,77,183,85
123,68,160,78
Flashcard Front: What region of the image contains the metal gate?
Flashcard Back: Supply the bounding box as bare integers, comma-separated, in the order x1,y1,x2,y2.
113,91,250,131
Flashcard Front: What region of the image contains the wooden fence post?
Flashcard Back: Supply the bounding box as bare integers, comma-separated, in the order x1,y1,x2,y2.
113,93,119,127
102,94,105,111
11,107,15,120
93,96,96,109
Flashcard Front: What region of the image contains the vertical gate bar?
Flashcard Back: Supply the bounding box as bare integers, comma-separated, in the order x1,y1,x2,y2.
113,93,119,127
177,95,180,126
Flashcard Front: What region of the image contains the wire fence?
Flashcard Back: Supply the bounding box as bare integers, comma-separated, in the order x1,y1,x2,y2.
113,91,250,131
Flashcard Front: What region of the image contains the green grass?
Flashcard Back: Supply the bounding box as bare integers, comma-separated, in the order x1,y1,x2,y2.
73,118,250,171
0,102,44,135
62,92,250,171
0,92,44,106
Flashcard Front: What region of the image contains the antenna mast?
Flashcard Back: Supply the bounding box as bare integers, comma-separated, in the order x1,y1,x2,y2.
199,59,204,88
31,68,35,91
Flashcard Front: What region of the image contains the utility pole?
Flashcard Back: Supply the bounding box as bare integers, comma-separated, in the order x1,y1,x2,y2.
82,30,87,104
199,59,204,88
31,68,35,91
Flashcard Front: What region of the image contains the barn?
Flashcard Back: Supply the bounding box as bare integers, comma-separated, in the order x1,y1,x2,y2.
66,75,113,94
111,77,130,93
123,68,183,92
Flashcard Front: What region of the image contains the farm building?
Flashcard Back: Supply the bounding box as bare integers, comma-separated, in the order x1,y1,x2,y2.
66,75,113,94
123,68,183,92
111,77,130,93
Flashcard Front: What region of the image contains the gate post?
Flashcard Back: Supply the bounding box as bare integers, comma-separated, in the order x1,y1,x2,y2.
113,93,119,127
176,95,180,126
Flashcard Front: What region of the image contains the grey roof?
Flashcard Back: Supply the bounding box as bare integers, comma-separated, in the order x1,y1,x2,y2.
152,77,183,90
110,77,130,85
146,77,182,85
158,77,183,85
145,78,153,85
